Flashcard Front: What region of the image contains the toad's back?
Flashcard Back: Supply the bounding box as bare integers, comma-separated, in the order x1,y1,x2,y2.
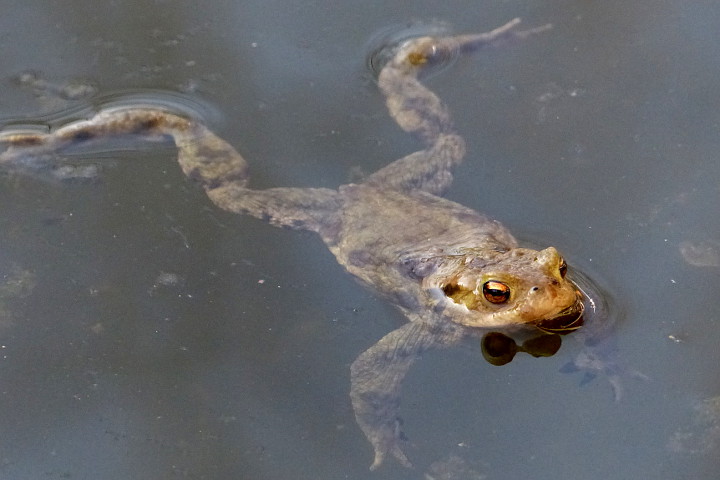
327,183,518,293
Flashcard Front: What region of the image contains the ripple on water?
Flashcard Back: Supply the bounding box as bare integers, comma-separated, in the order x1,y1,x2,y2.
1,88,221,132
366,21,460,79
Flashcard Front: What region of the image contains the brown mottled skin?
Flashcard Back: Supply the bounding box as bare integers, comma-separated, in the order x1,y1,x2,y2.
0,19,603,469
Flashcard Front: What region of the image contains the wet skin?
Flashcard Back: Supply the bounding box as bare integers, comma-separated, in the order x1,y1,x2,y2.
1,19,602,469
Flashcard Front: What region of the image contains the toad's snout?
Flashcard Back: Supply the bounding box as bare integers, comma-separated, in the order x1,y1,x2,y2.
535,297,585,334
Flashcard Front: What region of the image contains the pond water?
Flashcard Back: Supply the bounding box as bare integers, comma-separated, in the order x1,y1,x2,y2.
0,1,719,479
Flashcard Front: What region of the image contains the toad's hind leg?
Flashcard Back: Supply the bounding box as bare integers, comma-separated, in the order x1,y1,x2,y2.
175,120,340,232
366,18,551,196
0,108,339,233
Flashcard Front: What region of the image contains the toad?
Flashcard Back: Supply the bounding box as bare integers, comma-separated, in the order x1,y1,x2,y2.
0,19,607,469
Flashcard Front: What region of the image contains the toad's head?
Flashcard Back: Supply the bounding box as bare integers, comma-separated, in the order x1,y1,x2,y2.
422,246,584,332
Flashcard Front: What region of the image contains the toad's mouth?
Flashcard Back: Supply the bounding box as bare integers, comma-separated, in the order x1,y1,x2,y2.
535,300,585,334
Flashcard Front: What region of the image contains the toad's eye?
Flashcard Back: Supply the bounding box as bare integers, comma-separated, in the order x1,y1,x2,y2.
559,259,568,278
482,281,511,304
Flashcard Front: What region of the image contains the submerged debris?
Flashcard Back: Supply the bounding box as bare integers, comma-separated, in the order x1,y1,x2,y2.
679,240,720,267
668,396,720,455
0,266,36,329
425,454,487,480
148,271,185,296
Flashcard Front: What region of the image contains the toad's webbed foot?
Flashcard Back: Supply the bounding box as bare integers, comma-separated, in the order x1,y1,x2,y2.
559,276,647,402
561,341,648,402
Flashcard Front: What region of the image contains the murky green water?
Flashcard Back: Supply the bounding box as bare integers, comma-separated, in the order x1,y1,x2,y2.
0,1,718,479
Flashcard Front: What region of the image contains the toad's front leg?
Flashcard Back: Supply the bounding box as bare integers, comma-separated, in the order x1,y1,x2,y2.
350,321,466,470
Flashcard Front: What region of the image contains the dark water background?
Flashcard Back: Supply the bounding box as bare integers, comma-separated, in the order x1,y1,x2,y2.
0,1,718,479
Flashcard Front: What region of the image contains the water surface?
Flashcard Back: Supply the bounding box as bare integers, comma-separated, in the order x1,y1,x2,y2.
0,1,718,479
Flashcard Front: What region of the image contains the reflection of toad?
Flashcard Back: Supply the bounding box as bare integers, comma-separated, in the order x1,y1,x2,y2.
1,19,602,469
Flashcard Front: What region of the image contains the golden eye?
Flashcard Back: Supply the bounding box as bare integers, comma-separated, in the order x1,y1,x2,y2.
559,259,568,278
482,281,510,304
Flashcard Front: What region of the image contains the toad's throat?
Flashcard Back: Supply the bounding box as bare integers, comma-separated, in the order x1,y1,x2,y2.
535,300,585,334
